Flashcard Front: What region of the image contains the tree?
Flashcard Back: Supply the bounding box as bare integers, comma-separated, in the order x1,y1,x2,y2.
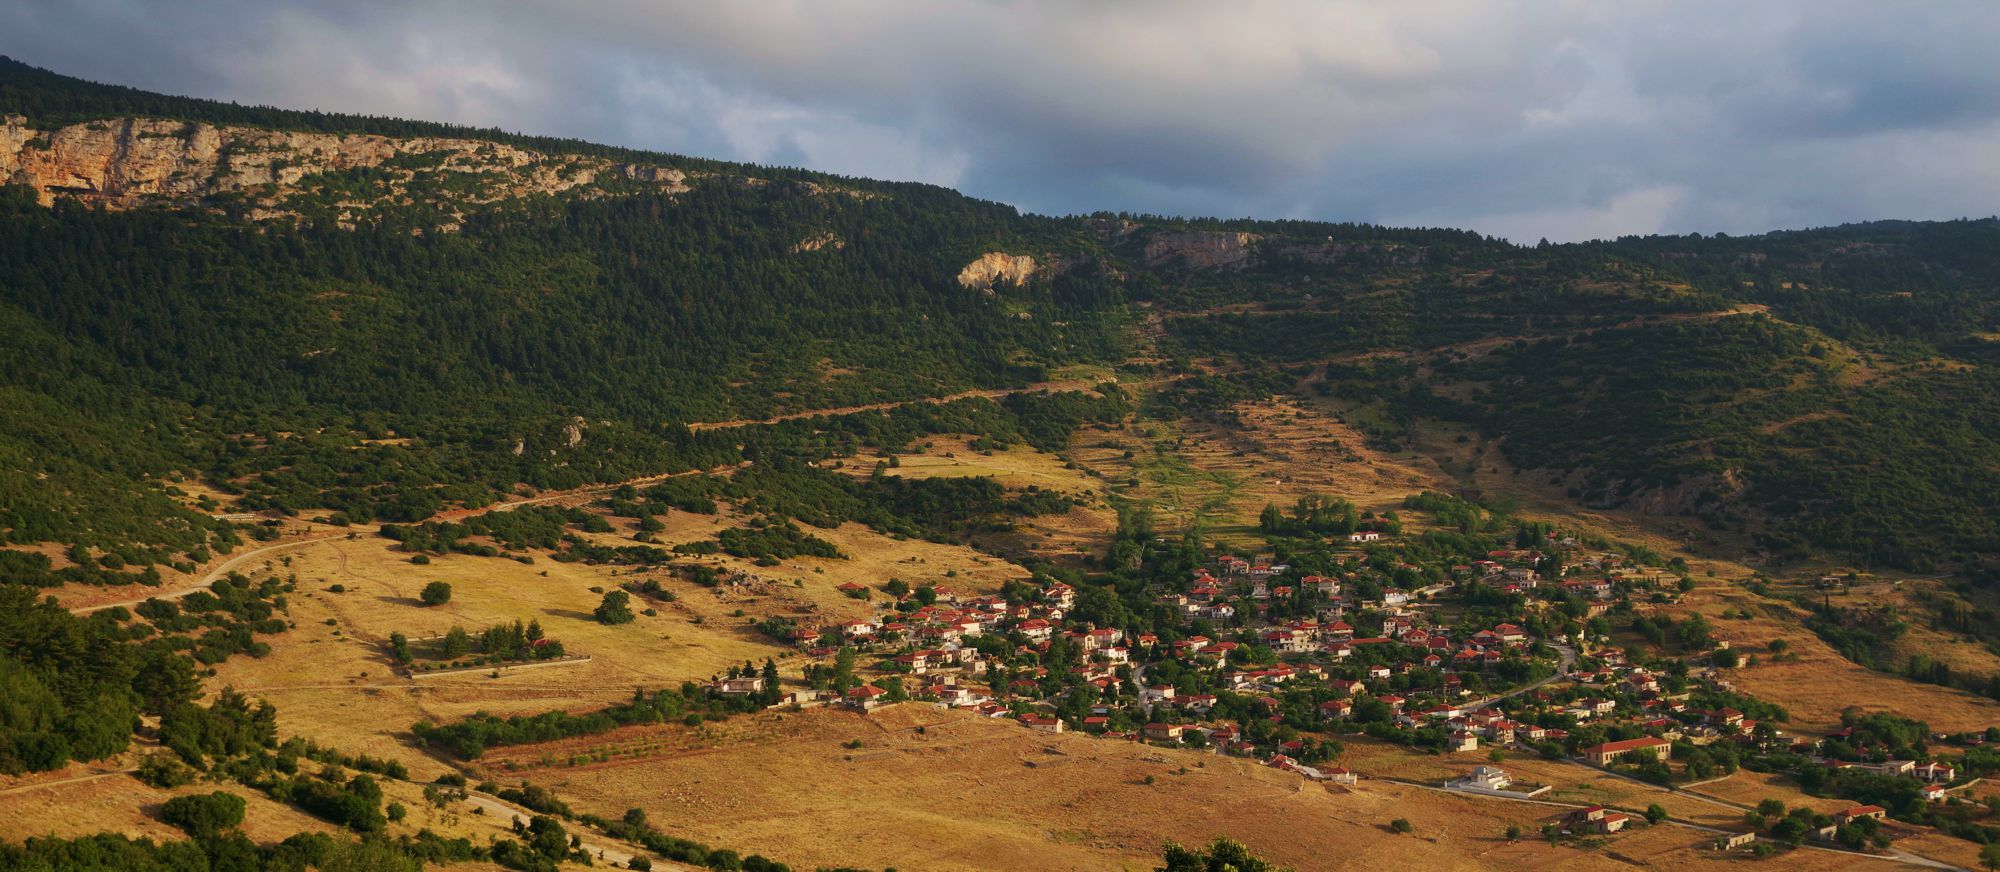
760,659,781,704
1645,804,1668,824
420,581,452,606
1160,837,1286,872
1504,824,1522,842
160,791,247,836
595,590,636,625
526,815,570,860
442,626,471,658
1980,841,2000,871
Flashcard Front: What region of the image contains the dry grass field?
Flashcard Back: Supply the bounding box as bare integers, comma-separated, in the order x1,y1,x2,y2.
0,771,339,845
201,494,1035,779
1659,575,2000,734
835,434,1121,565
473,704,1908,872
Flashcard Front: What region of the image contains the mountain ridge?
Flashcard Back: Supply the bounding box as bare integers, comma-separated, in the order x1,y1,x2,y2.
2,55,1998,588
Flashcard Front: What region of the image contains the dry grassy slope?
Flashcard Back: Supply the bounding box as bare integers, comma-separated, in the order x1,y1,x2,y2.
831,434,1120,566
0,766,336,845
498,704,1901,872
0,751,540,872
202,498,1031,779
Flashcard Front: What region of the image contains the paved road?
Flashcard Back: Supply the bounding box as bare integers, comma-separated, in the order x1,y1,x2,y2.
1461,643,1577,711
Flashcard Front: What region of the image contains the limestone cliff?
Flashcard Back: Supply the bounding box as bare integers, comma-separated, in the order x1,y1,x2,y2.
957,251,1040,288
1142,230,1261,269
0,115,691,225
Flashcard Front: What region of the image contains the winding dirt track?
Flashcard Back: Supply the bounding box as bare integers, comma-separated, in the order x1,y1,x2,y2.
64,374,1135,616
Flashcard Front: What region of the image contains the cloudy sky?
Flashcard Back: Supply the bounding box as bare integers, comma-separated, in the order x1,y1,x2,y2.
8,1,2000,242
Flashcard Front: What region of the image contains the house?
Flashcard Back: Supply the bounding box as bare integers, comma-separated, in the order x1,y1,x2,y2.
1716,832,1757,851
1016,618,1054,641
1838,805,1887,823
1448,730,1480,752
1348,530,1383,543
1020,714,1065,734
845,684,888,711
1325,767,1359,785
1922,784,1948,802
1144,723,1186,742
1571,806,1632,834
1458,766,1511,791
937,685,989,707
711,676,767,697
1915,761,1957,783
1581,736,1671,766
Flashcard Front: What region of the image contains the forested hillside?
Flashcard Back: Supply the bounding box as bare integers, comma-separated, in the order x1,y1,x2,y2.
3,56,2000,586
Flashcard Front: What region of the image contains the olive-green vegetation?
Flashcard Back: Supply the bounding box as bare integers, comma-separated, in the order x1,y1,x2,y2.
411,684,772,759
1175,222,2000,579
0,575,289,774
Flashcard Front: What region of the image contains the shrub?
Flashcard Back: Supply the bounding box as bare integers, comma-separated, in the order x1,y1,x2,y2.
420,581,453,606
160,791,246,836
594,590,636,625
135,752,196,788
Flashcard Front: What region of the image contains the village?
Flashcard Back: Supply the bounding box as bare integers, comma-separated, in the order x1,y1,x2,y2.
694,500,2000,861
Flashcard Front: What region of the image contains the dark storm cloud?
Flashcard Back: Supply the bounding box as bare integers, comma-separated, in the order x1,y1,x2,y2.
5,1,1999,241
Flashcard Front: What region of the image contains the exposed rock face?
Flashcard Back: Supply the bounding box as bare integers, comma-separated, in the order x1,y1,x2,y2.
792,230,845,253
1143,230,1261,269
1275,240,1426,267
957,251,1040,288
0,115,690,223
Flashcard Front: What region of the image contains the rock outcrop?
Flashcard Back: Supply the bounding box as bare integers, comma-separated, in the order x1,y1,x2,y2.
792,231,845,254
957,252,1040,288
0,115,690,224
1274,239,1426,267
1142,230,1261,269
